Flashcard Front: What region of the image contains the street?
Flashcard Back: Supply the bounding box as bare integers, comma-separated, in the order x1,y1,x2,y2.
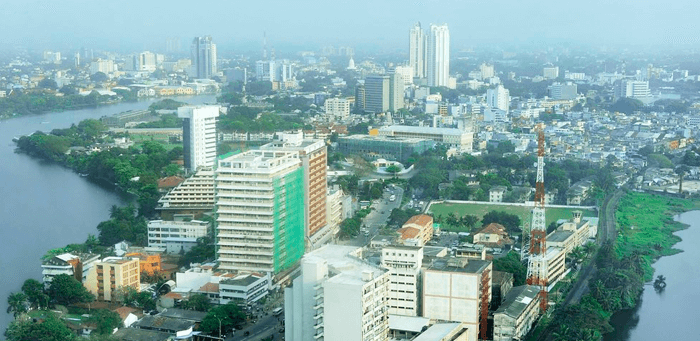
227,314,284,341
347,186,404,246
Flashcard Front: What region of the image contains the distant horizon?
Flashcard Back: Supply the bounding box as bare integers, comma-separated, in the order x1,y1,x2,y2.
3,0,700,55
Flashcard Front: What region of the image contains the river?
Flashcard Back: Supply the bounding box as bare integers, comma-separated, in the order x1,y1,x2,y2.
0,95,216,334
605,210,700,341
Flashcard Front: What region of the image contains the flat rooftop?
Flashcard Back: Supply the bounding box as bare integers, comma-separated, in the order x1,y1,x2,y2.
495,285,540,318
426,257,490,274
547,230,574,243
305,245,386,286
379,125,467,136
413,323,464,340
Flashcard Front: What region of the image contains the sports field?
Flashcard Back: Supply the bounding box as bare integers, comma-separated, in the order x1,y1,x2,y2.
429,201,597,231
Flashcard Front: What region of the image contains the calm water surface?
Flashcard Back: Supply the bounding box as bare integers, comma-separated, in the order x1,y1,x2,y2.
0,95,216,334
606,210,700,341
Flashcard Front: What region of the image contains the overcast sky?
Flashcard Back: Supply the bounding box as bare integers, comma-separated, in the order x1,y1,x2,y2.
2,0,699,54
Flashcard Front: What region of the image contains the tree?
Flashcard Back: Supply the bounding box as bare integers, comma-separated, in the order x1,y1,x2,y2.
647,153,674,169
182,294,212,312
59,85,78,96
38,78,58,89
385,164,402,177
7,292,28,318
610,97,644,114
481,210,522,233
5,313,77,341
492,251,527,286
88,309,121,335
199,303,247,337
47,274,94,306
22,279,49,310
90,72,108,82
163,164,181,177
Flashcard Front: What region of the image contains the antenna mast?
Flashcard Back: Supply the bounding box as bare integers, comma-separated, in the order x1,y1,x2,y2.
527,124,549,312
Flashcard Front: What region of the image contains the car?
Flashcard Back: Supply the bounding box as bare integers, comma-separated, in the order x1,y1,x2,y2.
244,331,250,336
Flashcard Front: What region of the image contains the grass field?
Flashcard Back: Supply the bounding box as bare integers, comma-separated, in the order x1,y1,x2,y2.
429,201,597,231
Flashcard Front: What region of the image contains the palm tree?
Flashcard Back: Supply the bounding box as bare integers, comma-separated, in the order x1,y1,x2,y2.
7,292,27,318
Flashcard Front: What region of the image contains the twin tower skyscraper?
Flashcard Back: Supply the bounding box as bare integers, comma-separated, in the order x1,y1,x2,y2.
409,22,450,87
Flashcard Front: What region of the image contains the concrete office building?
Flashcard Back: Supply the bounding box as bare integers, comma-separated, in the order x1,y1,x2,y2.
215,149,305,275
260,132,330,248
409,22,426,79
147,219,210,253
614,79,652,103
493,285,541,341
219,273,270,305
178,105,220,172
139,51,157,72
381,245,423,316
543,66,559,79
378,125,473,152
394,65,414,85
365,75,390,113
85,257,140,302
256,60,276,82
191,36,217,79
337,135,436,163
157,168,215,220
285,245,390,341
389,72,404,112
427,24,450,87
423,257,492,341
548,82,578,100
480,63,495,80
487,85,510,113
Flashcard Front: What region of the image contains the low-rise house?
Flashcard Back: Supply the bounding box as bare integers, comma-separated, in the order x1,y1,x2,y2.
397,214,434,246
489,186,507,202
473,223,513,248
41,252,100,285
219,273,270,306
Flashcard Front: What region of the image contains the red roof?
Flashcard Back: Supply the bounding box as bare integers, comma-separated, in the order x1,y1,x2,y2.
157,176,184,189
403,214,433,228
198,282,219,293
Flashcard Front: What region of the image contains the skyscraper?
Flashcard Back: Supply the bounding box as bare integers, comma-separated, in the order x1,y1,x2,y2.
409,22,426,79
191,36,217,79
365,75,390,113
389,72,404,112
487,85,510,113
216,149,306,275
178,105,220,172
427,24,450,87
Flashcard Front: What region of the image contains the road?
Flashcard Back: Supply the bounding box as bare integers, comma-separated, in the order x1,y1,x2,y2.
561,188,624,307
227,314,284,341
345,186,404,247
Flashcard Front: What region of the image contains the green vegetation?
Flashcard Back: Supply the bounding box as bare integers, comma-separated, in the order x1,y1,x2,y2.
96,205,147,246
493,251,527,286
87,309,121,335
199,303,247,337
46,274,95,306
614,192,695,279
429,202,596,231
338,208,372,239
182,294,213,312
0,91,118,119
5,312,77,341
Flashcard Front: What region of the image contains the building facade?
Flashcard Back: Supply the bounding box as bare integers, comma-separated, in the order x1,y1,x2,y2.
216,150,305,275
219,273,270,306
178,105,220,173
381,245,423,316
157,168,215,220
487,85,510,113
377,125,472,153
147,220,210,253
365,75,390,113
337,135,436,163
285,245,390,341
191,36,217,79
426,24,450,87
41,253,100,285
324,98,351,120
409,22,426,79
493,285,541,341
547,82,578,100
85,257,140,302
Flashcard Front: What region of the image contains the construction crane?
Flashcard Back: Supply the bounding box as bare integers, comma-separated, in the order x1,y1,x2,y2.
526,125,549,312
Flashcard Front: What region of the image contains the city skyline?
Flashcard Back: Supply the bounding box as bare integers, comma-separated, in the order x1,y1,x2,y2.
3,0,700,53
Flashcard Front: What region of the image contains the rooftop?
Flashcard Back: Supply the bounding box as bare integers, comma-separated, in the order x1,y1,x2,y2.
413,323,465,341
305,245,386,286
494,285,540,318
388,315,430,333
220,274,265,287
547,230,574,243
427,257,491,274
133,315,194,332
157,308,207,322
379,125,467,136
112,328,172,341
403,214,433,228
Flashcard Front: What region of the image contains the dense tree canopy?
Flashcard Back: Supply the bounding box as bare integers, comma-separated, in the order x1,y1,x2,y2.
5,313,77,341
46,274,94,306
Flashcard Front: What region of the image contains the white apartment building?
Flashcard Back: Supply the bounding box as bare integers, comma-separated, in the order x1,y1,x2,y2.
487,85,510,113
285,245,390,341
409,22,426,79
480,63,495,80
543,66,559,79
615,79,652,103
138,51,157,72
394,65,414,86
178,105,220,172
219,273,270,306
548,82,578,100
324,98,351,120
147,220,210,253
427,24,450,87
256,60,277,82
215,150,306,275
157,167,215,220
423,257,492,341
90,59,115,75
381,245,423,316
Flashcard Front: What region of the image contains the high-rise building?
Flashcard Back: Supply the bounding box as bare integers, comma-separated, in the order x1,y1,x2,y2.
543,66,559,79
409,22,426,79
548,82,578,100
389,72,404,112
365,74,390,113
355,84,366,112
381,245,423,316
260,132,330,248
191,36,217,79
215,149,305,275
487,85,510,113
178,105,220,172
426,24,450,87
285,245,390,341
139,51,157,72
90,59,115,75
256,60,276,82
480,63,495,79
614,79,651,102
393,65,414,86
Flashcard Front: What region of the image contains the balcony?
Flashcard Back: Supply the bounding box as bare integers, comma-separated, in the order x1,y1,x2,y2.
313,331,324,339
313,322,323,329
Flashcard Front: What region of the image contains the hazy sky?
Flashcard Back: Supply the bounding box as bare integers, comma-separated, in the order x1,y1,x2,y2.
3,0,699,53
